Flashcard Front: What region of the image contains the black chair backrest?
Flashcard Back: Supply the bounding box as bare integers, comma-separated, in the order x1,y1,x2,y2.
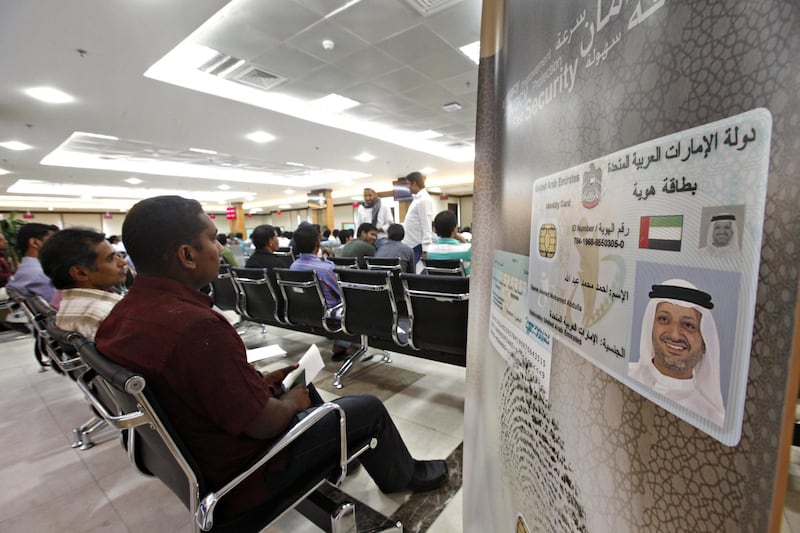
210,264,241,313
335,268,404,345
274,268,337,332
400,274,469,356
329,256,359,269
231,267,286,326
364,257,402,271
43,315,86,378
73,338,203,511
422,258,466,276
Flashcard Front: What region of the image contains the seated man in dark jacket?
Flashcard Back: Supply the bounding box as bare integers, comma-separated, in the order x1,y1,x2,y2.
245,224,291,269
95,196,448,518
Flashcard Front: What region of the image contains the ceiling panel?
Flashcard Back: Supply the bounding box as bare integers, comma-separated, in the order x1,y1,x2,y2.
330,0,419,44
375,25,453,64
335,46,403,79
237,0,321,42
410,47,475,80
425,0,483,47
252,44,327,79
287,19,371,63
371,67,431,93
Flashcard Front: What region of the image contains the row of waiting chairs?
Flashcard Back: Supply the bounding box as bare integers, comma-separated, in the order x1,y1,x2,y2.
6,288,109,449
330,256,467,276
8,300,395,532
212,261,469,389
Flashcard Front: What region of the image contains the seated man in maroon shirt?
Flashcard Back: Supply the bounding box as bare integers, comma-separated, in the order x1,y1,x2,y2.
95,195,448,518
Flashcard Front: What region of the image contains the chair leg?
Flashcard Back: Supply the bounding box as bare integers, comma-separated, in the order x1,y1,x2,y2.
332,346,369,389
71,416,107,450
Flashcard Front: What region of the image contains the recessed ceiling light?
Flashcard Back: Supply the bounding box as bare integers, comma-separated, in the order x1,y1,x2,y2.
125,177,143,185
354,152,375,162
246,130,275,143
217,184,231,190
322,39,335,51
420,167,437,174
442,102,462,112
189,147,218,155
285,161,304,167
459,41,480,65
47,206,54,211
0,168,11,175
278,204,291,209
311,93,360,113
25,86,74,104
416,130,443,140
284,189,295,195
0,141,32,151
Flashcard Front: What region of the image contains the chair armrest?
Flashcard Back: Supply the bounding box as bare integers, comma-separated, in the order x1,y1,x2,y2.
75,370,150,430
197,402,348,531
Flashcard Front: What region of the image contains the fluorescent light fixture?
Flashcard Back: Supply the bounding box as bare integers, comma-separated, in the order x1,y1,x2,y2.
350,196,363,201
0,141,32,151
0,168,11,175
420,167,437,174
442,102,462,112
416,130,443,140
311,93,360,113
354,152,375,162
249,207,263,214
428,186,442,194
82,132,119,141
217,184,231,190
285,161,304,167
125,177,143,185
47,206,54,211
189,147,218,155
42,132,369,187
8,179,252,203
246,130,275,143
459,41,481,64
278,204,291,209
25,86,74,104
284,189,295,195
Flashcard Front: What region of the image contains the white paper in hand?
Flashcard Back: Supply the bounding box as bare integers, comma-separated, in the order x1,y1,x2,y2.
281,344,324,390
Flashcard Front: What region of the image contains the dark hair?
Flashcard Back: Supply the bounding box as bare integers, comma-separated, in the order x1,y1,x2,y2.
293,224,319,254
216,234,228,246
356,222,377,238
122,196,208,275
405,171,425,187
40,227,106,289
332,229,340,238
251,224,276,249
17,222,59,254
322,229,331,238
107,235,119,244
433,210,457,237
387,223,405,241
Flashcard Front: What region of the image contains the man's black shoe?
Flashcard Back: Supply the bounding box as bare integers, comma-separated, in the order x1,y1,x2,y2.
407,459,448,492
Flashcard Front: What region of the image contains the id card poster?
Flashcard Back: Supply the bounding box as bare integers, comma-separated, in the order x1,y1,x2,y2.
527,108,771,445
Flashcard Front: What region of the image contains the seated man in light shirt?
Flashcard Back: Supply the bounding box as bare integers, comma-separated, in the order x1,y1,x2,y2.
7,222,60,304
427,210,472,275
40,227,128,339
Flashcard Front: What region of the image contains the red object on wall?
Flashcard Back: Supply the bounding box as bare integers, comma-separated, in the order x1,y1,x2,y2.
276,210,282,215
226,206,236,220
353,202,360,208
23,211,33,219
208,213,216,220
440,193,449,200
247,213,253,218
104,212,112,219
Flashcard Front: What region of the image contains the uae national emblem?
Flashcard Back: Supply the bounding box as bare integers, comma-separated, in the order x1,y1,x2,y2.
581,162,602,209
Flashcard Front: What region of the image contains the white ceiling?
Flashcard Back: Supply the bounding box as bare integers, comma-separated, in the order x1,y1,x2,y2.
0,0,480,214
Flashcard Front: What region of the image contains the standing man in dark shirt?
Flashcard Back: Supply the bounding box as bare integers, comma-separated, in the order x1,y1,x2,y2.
245,224,291,269
95,196,448,518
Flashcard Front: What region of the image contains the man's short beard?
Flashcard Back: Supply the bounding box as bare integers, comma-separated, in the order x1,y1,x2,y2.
653,335,704,374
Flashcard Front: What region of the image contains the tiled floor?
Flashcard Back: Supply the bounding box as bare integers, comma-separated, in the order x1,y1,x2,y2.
0,325,465,533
